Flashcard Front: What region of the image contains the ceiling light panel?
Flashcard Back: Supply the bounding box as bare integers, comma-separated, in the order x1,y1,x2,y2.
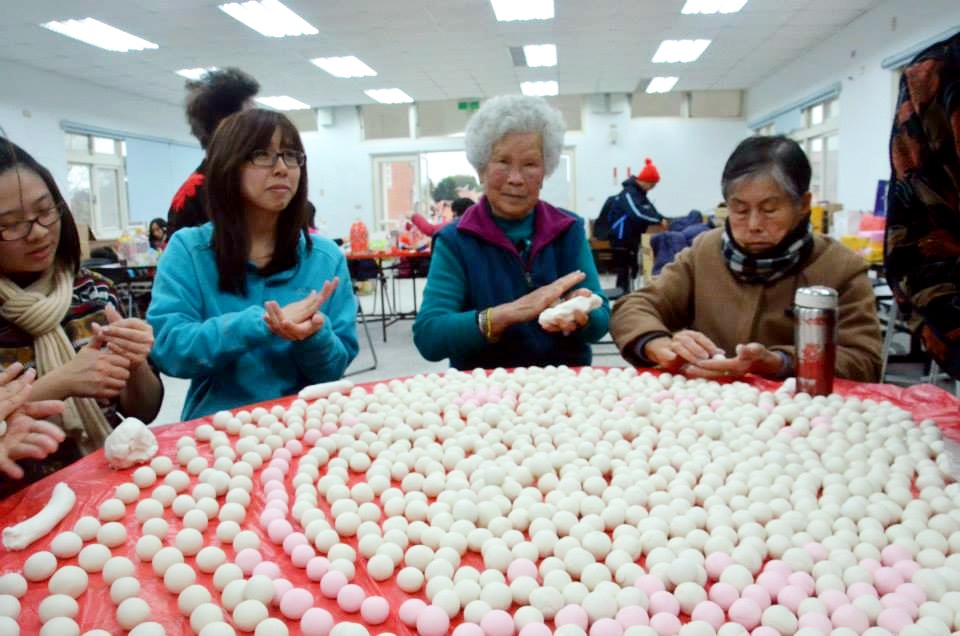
521,81,558,97
491,0,554,22
311,56,377,78
255,95,311,110
364,89,414,104
646,77,679,94
176,67,218,80
681,0,749,14
219,0,318,38
41,18,159,52
523,44,557,68
652,39,711,63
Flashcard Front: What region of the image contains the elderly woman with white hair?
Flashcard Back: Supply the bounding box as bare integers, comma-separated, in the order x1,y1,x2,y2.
413,95,610,370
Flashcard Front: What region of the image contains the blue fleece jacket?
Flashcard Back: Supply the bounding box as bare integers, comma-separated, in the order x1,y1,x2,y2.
147,224,358,420
413,197,610,369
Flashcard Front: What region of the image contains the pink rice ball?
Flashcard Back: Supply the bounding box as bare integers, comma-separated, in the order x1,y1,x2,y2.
874,567,904,595
859,558,882,574
881,594,918,619
252,560,281,579
648,591,679,616
649,613,681,636
291,544,316,568
798,612,833,633
590,618,624,636
756,571,787,598
831,604,870,633
319,570,348,599
555,605,589,629
763,560,792,577
877,607,914,633
280,587,314,620
259,508,285,529
751,628,779,636
337,583,365,613
285,439,303,455
691,601,725,629
703,552,733,581
271,578,293,606
263,481,285,495
507,559,539,583
881,545,912,567
708,582,739,610
635,575,666,596
235,548,263,575
265,488,288,503
303,429,321,445
518,624,551,636
894,583,925,606
320,422,337,435
453,625,485,636
417,605,450,636
787,571,815,596
260,466,283,484
268,458,289,473
893,560,920,581
615,606,649,627
360,596,390,625
845,582,878,600
399,599,426,627
819,589,850,614
282,532,309,555
776,585,809,613
804,542,827,562
728,598,763,630
480,609,515,636
265,499,288,513
741,584,771,610
306,556,331,581
272,447,292,462
300,607,334,636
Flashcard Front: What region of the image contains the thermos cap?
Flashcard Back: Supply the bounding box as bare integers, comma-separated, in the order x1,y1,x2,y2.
794,286,838,310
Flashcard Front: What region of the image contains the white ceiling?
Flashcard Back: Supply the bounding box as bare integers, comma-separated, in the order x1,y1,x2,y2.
0,0,883,109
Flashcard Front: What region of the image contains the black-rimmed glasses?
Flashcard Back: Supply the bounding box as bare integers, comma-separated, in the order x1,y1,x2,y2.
249,149,305,168
0,203,65,241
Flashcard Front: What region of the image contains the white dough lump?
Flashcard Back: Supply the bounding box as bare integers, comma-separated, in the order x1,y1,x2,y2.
104,417,159,469
538,294,603,329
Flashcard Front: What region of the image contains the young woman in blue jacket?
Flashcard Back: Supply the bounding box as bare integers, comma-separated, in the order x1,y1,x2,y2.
147,109,358,420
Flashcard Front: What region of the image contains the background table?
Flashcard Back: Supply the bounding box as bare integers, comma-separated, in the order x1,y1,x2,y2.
1,374,958,634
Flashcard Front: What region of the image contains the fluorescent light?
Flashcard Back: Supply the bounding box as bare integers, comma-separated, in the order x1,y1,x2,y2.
218,0,318,37
682,0,749,14
255,95,311,110
491,0,554,21
646,77,679,94
521,81,558,97
364,89,414,104
176,67,218,80
311,56,377,78
41,18,159,52
652,39,711,63
523,44,557,68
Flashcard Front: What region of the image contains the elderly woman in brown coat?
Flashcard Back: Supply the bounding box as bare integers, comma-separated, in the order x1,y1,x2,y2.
610,136,882,382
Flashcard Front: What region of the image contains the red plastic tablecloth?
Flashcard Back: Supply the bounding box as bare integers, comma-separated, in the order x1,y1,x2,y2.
0,374,958,634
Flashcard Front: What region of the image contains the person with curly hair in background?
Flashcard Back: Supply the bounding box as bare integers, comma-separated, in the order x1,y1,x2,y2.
167,67,259,239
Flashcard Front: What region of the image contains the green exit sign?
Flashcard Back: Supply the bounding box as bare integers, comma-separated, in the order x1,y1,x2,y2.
457,100,480,111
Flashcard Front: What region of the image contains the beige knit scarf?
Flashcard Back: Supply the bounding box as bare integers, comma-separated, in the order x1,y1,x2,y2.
0,267,112,452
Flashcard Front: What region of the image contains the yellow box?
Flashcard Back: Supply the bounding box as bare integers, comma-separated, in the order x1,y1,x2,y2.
811,203,842,235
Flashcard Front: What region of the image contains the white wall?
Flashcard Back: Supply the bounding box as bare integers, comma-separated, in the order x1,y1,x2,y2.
305,104,749,239
746,0,960,213
0,59,194,206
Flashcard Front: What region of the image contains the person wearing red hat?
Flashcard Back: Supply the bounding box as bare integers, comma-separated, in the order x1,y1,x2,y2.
596,157,666,291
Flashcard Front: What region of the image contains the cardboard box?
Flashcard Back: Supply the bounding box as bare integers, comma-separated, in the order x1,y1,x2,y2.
77,223,91,260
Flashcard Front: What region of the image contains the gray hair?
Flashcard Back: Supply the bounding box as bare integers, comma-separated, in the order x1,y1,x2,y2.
464,95,565,177
721,136,810,203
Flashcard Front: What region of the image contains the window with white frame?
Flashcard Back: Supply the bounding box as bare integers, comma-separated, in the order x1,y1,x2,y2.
792,97,840,202
754,123,775,136
64,132,130,239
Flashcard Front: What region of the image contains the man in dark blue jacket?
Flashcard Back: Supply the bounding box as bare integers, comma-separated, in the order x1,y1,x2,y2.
597,158,666,290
